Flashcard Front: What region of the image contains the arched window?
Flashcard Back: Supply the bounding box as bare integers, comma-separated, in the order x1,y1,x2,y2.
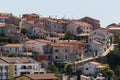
21,65,26,69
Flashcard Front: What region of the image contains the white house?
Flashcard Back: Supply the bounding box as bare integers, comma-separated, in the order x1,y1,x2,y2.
24,39,51,55
67,21,92,36
0,57,46,80
2,44,24,55
82,61,104,75
88,28,113,56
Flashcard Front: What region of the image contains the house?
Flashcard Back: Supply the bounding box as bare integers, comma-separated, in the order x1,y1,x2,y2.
43,18,68,33
24,39,51,54
79,16,101,30
5,24,20,36
2,44,24,55
0,13,12,23
82,61,104,75
51,41,84,62
67,21,92,36
0,23,6,36
0,57,46,80
22,13,40,24
88,28,113,56
106,23,120,34
15,73,58,80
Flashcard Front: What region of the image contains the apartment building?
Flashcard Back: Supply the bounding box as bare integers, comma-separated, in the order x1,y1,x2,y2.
44,18,68,33
51,41,84,62
0,57,46,80
88,28,113,56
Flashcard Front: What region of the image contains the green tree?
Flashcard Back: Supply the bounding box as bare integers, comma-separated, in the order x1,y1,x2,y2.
48,64,59,74
113,34,120,44
101,64,114,80
65,31,74,41
21,28,29,35
115,65,120,76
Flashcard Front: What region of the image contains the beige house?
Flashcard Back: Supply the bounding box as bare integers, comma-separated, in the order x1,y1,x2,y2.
51,41,84,62
24,39,51,54
67,21,92,36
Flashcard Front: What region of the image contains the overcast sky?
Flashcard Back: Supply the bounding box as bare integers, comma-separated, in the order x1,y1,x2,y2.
0,0,120,27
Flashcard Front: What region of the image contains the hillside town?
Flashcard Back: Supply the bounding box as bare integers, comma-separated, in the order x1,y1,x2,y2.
0,12,120,80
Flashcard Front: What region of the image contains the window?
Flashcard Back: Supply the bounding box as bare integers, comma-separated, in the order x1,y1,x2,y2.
0,66,3,71
21,65,26,69
65,56,67,59
5,66,8,71
86,68,89,70
55,49,59,53
65,49,67,53
15,65,17,71
55,56,58,59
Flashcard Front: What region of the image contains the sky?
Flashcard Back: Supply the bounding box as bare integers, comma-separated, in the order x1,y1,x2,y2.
0,0,120,27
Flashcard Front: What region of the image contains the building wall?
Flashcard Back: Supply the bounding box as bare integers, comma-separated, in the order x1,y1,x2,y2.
52,46,70,61
45,21,66,33
2,46,24,54
14,63,45,77
83,63,100,75
33,42,48,54
0,64,9,80
67,23,92,35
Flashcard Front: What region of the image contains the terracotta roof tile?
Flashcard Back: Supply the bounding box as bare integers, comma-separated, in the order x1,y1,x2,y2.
3,44,24,48
24,73,58,80
0,57,37,64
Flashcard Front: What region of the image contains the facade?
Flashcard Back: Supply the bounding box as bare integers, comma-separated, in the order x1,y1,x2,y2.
0,59,9,80
0,57,46,80
51,41,84,62
82,61,104,75
106,23,120,34
15,73,58,80
44,18,68,33
2,44,24,55
80,16,101,30
67,21,92,36
88,28,112,56
24,39,51,54
0,23,6,36
22,13,40,23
